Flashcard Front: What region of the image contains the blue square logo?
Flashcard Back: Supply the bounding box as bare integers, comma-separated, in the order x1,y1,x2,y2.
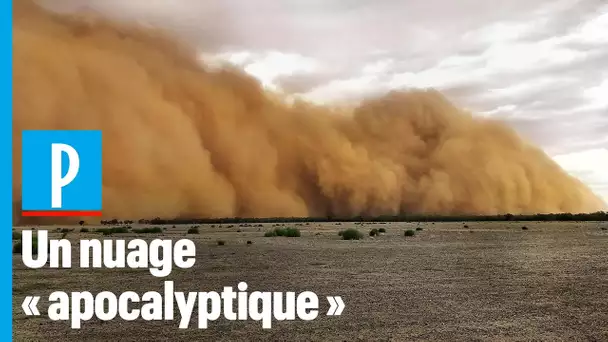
21,130,102,215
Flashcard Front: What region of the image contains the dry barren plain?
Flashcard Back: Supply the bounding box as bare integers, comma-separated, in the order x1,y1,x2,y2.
12,221,608,341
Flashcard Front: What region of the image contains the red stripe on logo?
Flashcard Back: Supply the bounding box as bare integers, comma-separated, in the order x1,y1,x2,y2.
22,211,102,217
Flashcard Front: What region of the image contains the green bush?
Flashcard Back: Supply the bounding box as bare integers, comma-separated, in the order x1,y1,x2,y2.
264,227,301,237
13,241,23,254
341,229,363,240
416,227,423,231
96,227,130,235
13,236,39,255
12,231,21,240
264,230,278,237
132,227,163,234
338,230,345,236
187,227,200,234
369,228,379,237
217,240,225,246
404,229,415,237
281,228,301,237
378,228,386,233
95,228,109,234
80,228,89,233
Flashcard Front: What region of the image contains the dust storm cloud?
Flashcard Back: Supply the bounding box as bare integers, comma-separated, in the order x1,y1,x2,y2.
12,1,606,223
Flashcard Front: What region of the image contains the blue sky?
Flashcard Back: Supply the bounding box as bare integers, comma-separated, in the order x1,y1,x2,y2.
42,0,608,205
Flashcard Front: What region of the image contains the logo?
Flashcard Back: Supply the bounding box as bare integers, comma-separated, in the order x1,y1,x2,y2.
21,130,102,217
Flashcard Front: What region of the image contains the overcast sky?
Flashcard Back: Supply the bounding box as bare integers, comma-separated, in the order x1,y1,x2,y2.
43,0,608,205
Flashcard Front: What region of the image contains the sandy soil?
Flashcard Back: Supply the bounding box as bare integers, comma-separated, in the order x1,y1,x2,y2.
12,221,608,341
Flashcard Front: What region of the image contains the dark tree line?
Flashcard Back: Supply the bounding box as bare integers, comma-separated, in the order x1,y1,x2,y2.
98,211,607,225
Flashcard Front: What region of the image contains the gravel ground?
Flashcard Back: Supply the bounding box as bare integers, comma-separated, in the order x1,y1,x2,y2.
12,221,608,341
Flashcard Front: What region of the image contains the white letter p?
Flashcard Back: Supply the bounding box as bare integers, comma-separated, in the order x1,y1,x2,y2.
51,143,80,208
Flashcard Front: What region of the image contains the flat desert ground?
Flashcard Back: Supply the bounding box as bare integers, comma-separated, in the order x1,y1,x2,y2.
12,221,608,341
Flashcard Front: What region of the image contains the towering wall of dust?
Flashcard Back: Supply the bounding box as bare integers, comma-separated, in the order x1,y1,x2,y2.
12,1,606,223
